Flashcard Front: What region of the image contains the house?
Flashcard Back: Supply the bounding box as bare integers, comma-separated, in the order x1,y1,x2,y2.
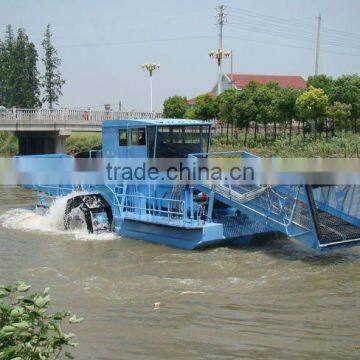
188,73,307,105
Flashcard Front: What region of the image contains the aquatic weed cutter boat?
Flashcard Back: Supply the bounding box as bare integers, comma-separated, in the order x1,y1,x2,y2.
19,119,360,251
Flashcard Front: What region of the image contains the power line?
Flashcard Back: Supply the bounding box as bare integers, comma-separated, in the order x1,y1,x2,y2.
229,5,360,39
227,22,360,51
58,35,214,49
225,35,360,57
229,13,360,46
228,22,315,42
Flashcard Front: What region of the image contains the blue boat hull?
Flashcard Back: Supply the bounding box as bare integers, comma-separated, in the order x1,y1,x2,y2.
116,218,255,250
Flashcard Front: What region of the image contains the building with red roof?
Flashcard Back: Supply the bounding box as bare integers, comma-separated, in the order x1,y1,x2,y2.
188,73,307,105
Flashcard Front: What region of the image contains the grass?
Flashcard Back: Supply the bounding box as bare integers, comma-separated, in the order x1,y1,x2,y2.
211,132,360,158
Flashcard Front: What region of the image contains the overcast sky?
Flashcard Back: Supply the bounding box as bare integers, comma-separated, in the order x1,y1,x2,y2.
1,0,360,111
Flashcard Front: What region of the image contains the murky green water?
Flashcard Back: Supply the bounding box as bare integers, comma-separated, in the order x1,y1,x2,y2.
0,187,359,359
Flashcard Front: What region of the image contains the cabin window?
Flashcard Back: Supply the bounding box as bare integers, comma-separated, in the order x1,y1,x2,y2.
119,129,128,146
131,128,146,146
201,126,210,153
184,126,201,144
156,125,209,158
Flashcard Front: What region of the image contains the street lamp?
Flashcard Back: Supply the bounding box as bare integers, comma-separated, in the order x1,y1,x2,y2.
141,63,160,113
208,49,231,95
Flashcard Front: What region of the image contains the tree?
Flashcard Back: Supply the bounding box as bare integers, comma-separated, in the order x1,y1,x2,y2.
41,24,65,109
331,75,360,132
239,81,261,142
217,88,237,144
1,25,16,107
274,86,299,144
191,94,218,120
2,27,41,108
163,95,188,118
257,82,280,143
307,75,335,98
328,102,352,132
0,26,41,108
232,89,256,145
296,86,328,138
23,42,41,108
0,39,5,105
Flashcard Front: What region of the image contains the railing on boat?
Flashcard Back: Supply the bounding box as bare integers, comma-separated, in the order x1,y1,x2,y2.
35,185,74,198
112,190,203,227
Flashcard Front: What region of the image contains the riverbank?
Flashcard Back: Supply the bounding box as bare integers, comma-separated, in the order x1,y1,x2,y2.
0,131,359,157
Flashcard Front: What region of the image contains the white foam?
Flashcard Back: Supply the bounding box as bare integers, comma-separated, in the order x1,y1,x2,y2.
0,193,116,241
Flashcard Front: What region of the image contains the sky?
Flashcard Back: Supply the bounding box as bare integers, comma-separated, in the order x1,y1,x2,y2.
1,0,360,111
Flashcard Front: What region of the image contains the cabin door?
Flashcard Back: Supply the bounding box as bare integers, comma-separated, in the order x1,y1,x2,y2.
127,127,147,158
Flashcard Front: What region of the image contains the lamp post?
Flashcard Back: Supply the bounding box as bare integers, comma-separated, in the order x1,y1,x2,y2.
141,63,160,113
208,49,231,95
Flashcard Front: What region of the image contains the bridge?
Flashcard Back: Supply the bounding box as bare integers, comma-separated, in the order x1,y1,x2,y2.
0,108,162,154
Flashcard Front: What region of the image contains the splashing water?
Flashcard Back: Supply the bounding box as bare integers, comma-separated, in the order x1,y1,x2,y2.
0,193,116,241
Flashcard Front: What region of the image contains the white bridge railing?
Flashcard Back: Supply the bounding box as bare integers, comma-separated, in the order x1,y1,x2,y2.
0,108,163,126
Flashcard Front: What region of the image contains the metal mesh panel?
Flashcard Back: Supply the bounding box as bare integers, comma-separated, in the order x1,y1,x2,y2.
317,211,360,244
311,185,360,245
213,211,269,238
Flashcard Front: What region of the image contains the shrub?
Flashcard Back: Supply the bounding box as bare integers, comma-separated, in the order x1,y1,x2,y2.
0,132,18,156
65,133,101,155
0,282,83,359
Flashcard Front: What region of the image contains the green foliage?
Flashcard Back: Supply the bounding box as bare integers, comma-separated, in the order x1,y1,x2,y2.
329,102,352,131
307,75,335,97
217,88,237,125
41,25,65,109
232,82,258,128
0,24,65,109
0,26,15,107
184,107,196,119
0,282,82,359
0,132,18,155
331,74,360,121
217,88,238,143
0,26,41,108
65,132,101,154
296,86,328,120
0,40,5,106
191,94,218,120
254,82,280,126
274,86,298,124
162,95,188,118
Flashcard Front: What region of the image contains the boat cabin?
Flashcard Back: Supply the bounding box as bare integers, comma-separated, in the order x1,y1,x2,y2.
102,119,212,158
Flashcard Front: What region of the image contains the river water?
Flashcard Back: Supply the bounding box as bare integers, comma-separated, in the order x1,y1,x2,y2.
0,187,359,359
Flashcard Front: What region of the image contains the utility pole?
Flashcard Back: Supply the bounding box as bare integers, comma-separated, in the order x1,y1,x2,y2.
217,4,226,95
208,5,230,96
217,5,225,51
315,13,322,75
